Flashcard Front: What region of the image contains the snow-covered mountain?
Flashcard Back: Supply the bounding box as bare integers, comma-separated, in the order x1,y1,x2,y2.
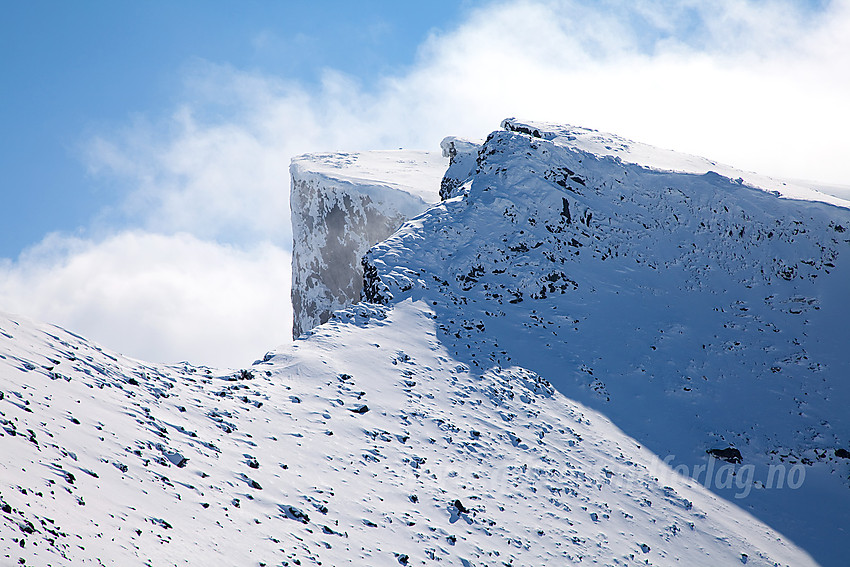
363,119,850,565
2,119,849,566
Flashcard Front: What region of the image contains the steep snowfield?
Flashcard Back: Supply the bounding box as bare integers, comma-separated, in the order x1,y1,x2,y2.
290,150,444,337
364,121,850,565
0,306,816,566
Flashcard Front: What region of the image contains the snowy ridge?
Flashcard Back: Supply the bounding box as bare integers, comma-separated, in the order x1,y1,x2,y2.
502,118,850,208
364,121,850,564
0,306,816,565
290,150,444,337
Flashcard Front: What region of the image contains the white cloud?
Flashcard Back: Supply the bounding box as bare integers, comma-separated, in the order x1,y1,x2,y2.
3,0,848,368
0,232,291,368
395,0,850,184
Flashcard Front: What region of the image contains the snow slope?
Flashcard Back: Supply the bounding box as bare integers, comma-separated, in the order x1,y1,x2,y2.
364,120,850,565
0,306,816,566
290,150,444,337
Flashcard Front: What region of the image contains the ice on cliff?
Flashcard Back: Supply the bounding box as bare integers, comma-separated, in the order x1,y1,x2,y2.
290,150,446,338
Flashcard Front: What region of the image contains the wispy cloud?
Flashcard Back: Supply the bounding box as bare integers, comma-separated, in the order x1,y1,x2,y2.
2,0,847,367
0,232,290,367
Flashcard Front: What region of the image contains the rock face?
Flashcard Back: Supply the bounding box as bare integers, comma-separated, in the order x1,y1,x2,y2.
439,136,481,200
289,150,445,337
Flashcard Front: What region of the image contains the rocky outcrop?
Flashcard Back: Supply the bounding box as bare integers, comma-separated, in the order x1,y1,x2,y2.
290,150,444,337
439,137,480,200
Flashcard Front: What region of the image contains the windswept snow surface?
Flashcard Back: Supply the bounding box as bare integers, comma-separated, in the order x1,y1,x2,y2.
290,150,444,337
501,119,850,209
0,306,817,566
364,121,850,565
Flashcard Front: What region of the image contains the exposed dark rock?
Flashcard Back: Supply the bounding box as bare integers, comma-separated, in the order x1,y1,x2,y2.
283,505,309,524
164,451,188,468
561,198,572,223
707,447,743,464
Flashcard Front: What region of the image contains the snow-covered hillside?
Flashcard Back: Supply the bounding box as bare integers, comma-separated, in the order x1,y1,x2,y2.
290,150,444,337
0,306,817,566
364,119,850,565
3,118,849,566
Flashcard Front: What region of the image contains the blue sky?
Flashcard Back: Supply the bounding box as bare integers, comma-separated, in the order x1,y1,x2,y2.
1,1,472,257
1,0,848,366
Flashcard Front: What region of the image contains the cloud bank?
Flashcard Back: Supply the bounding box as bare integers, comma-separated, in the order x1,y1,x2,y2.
0,232,290,367
2,0,847,367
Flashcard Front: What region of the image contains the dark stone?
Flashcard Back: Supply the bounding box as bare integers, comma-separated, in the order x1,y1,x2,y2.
561,198,572,223
707,447,743,464
453,499,469,514
350,404,370,414
503,122,542,138
19,520,35,535
835,448,850,459
284,505,309,524
164,452,188,468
